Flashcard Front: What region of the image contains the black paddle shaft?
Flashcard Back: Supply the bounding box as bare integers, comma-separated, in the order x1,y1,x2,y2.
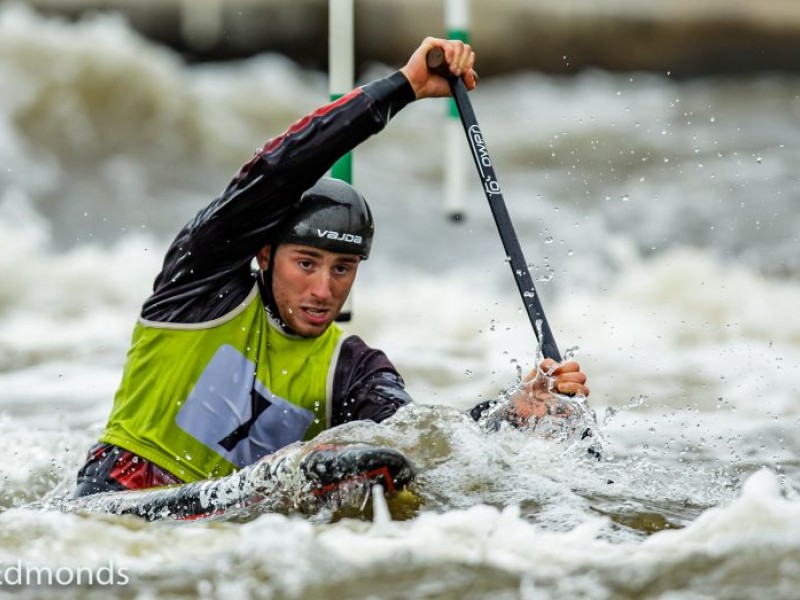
427,49,562,362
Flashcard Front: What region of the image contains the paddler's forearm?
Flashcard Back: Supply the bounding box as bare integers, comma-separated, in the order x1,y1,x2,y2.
361,70,418,124
220,71,415,214
185,72,416,261
239,69,416,188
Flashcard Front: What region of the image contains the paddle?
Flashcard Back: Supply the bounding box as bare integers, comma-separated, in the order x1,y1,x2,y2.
427,48,562,362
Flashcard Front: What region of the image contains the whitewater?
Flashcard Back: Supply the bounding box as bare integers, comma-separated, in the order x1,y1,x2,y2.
1,5,799,598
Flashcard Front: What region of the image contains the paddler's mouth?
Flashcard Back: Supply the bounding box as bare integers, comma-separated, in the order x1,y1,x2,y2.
300,305,332,325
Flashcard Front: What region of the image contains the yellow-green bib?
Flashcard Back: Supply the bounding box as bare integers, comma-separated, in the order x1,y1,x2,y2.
100,285,344,482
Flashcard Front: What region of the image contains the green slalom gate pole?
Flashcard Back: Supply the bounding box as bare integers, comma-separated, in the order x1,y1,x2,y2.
329,0,354,185
329,0,354,320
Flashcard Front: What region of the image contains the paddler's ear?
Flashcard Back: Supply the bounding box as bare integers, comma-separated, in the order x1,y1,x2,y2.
256,245,272,271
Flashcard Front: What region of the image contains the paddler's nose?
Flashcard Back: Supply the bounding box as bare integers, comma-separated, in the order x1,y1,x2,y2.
309,270,333,301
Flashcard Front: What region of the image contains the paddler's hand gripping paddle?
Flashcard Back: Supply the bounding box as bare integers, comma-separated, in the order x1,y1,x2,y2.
427,48,563,362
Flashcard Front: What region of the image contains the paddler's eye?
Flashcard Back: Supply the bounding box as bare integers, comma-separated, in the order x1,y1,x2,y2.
333,264,351,276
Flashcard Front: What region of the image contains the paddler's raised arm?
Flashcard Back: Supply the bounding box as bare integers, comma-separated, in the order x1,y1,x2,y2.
207,35,476,242
157,38,477,288
177,73,414,270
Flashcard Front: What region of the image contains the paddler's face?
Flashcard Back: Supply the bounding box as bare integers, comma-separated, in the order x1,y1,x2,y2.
258,244,360,337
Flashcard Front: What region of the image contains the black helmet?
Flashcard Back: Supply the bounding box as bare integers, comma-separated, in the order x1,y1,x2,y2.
278,178,374,259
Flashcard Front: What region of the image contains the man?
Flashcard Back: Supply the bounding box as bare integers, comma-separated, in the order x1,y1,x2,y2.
74,38,589,498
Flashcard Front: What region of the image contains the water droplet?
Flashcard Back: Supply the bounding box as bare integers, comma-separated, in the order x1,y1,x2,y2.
536,263,555,282
625,394,648,409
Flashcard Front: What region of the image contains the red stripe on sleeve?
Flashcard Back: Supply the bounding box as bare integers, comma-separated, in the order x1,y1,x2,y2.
236,87,364,178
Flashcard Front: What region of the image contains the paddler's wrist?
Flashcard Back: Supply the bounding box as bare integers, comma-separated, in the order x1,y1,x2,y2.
361,71,417,115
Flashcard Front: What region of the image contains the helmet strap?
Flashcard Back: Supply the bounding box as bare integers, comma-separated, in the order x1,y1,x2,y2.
257,244,297,336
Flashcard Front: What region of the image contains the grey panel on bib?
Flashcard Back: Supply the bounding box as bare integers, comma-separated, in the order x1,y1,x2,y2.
176,344,314,468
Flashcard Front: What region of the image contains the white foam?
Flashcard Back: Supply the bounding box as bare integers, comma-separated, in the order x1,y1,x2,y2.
0,469,793,598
